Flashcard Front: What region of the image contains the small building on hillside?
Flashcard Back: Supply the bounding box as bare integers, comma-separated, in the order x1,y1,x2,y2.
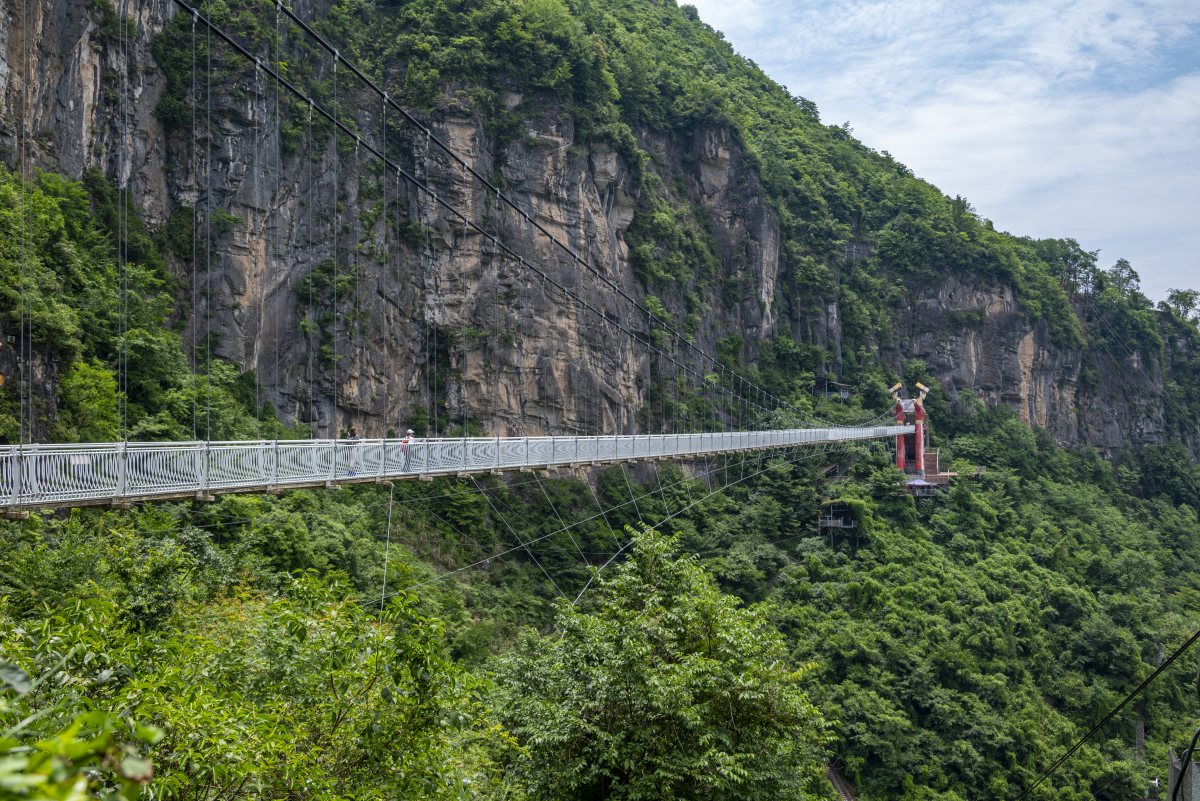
818,503,857,530
813,378,851,401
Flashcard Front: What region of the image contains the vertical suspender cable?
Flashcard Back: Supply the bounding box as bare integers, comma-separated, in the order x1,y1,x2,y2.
354,136,361,433
433,311,438,437
398,157,408,438
381,91,389,435
253,57,261,439
191,11,197,440
116,0,123,443
394,164,402,436
429,212,434,438
331,54,338,439
395,160,402,437
118,0,128,443
274,0,281,430
18,0,27,454
205,12,212,440
491,228,498,431
307,102,314,437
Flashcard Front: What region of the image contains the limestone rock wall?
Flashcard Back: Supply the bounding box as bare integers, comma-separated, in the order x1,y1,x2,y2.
865,275,1178,454
0,0,781,439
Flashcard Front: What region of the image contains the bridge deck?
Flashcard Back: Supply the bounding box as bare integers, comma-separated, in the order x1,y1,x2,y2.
1,426,912,514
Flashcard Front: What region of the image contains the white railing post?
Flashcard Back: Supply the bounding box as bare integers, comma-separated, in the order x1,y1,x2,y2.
524,436,529,466
376,439,386,482
8,447,19,509
200,442,210,496
495,436,501,472
327,439,337,486
27,443,39,499
115,441,128,501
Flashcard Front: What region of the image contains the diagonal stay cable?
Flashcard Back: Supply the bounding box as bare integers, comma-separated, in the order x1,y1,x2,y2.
390,484,562,596
531,469,590,567
122,451,746,542
384,444,841,602
471,461,729,548
468,472,596,565
651,461,673,517
583,473,621,549
570,446,844,605
620,463,644,523
466,476,565,598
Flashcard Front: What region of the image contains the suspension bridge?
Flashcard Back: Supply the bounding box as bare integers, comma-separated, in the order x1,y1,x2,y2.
1,425,908,514
2,0,914,519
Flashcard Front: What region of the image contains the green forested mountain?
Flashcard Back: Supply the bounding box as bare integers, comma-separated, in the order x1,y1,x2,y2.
3,0,1200,798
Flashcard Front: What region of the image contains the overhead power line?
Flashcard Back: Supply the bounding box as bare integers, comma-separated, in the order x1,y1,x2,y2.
1015,626,1200,800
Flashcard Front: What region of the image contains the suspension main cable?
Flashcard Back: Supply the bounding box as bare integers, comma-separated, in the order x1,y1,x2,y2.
266,0,836,426
172,0,868,432
180,0,831,428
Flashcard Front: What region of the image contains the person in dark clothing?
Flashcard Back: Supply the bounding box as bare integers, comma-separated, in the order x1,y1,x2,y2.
346,426,361,476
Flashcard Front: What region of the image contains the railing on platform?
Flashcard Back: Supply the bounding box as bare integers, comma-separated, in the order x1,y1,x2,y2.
1,426,913,512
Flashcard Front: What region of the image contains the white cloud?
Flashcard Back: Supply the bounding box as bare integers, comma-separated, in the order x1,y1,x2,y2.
687,0,1200,299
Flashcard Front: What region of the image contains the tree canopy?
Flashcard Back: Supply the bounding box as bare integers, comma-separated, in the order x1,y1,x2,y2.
494,524,833,800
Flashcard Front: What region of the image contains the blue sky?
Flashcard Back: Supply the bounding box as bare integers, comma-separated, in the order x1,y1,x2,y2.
686,0,1200,301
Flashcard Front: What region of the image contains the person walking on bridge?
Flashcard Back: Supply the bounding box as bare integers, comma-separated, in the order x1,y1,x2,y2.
346,426,361,476
401,429,416,472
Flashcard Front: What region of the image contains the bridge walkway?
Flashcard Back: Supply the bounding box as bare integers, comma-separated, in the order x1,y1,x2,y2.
1,426,912,515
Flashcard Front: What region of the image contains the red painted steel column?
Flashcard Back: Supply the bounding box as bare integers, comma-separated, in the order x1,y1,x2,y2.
894,400,906,470
914,402,926,476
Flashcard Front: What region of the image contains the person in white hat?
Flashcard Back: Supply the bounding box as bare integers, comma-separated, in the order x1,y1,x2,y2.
401,429,417,472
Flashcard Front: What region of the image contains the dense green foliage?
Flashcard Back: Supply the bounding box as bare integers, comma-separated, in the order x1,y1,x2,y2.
494,524,833,800
1,569,516,799
0,167,306,443
5,395,1200,799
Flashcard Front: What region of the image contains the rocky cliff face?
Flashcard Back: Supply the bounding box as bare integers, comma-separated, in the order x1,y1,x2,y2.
875,278,1175,454
0,0,1183,452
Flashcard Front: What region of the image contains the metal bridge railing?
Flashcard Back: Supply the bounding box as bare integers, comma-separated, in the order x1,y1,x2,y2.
1,426,913,512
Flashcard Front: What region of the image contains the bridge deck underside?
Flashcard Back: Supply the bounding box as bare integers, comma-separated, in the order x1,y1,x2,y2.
1,427,913,513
